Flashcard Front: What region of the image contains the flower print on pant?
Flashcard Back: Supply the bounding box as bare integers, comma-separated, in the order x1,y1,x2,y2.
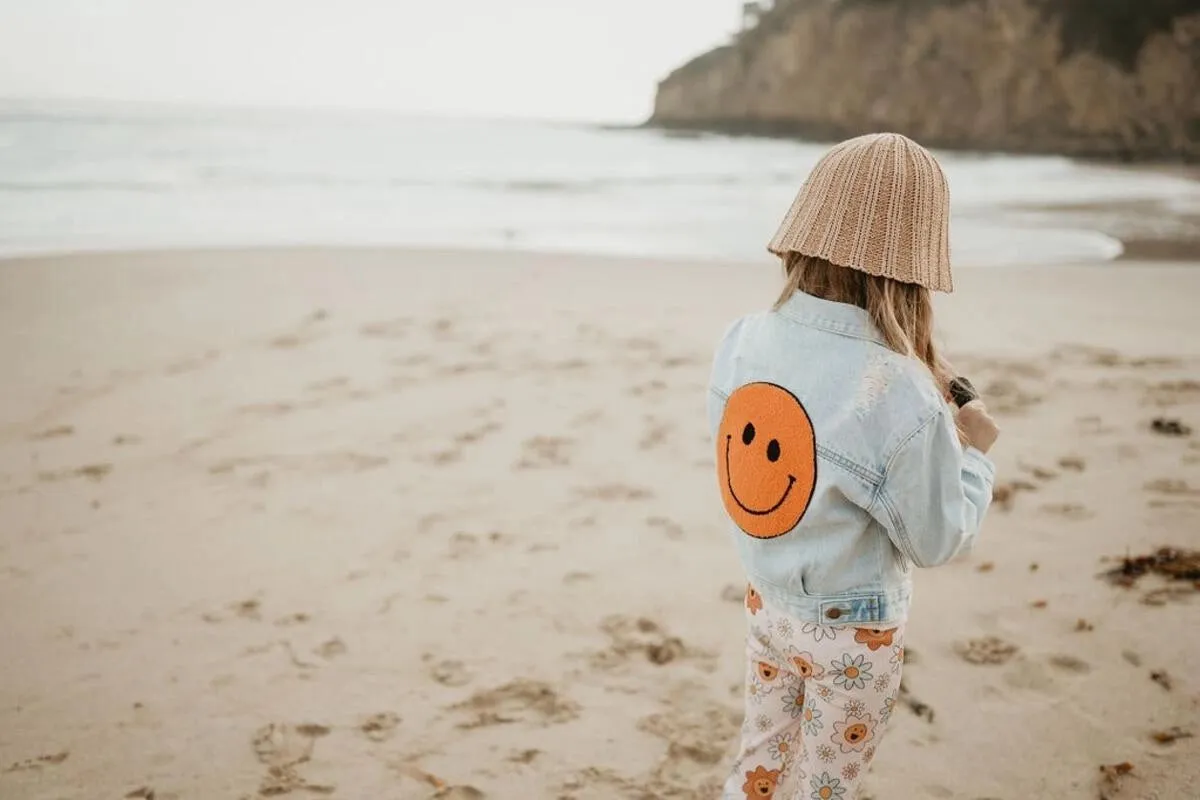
802,697,824,737
829,653,874,690
810,771,847,800
781,682,806,719
801,622,837,642
853,627,896,652
724,590,906,800
742,765,781,798
746,585,764,615
767,731,798,772
831,712,877,754
788,649,826,680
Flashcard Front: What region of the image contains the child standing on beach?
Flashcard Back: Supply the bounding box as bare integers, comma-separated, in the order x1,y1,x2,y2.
709,133,1000,799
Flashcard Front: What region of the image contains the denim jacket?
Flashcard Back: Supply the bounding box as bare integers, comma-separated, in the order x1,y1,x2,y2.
707,290,996,627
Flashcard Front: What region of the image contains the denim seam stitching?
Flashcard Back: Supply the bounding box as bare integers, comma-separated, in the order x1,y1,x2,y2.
777,310,887,347
817,444,882,486
870,409,942,566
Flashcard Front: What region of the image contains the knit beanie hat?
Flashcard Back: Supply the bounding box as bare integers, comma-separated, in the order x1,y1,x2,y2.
767,132,954,293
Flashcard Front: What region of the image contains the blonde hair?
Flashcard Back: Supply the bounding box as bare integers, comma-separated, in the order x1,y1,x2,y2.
774,253,954,395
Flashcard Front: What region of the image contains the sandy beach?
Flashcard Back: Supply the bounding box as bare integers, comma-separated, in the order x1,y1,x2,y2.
1,248,1198,800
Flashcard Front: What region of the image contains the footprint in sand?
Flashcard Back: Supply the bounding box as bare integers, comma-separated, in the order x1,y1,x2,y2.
576,483,654,502
313,638,347,660
629,379,669,398
637,697,740,767
1048,654,1091,674
203,598,264,623
269,333,311,350
1057,455,1086,472
1142,479,1200,510
570,409,605,429
165,349,220,375
3,751,69,773
421,447,464,466
1039,502,1094,520
1144,478,1200,496
306,376,351,392
1020,463,1059,481
638,418,674,451
1146,379,1200,408
30,425,74,441
429,659,472,687
209,452,389,483
267,310,329,350
436,360,496,377
360,319,413,339
1076,415,1115,435
991,479,1038,511
237,401,299,418
588,615,707,670
646,516,685,540
981,378,1043,414
516,436,574,469
251,722,334,796
456,421,503,445
451,679,579,730
419,420,505,466
37,463,113,484
432,787,486,800
359,712,400,742
720,585,745,603
955,636,1019,665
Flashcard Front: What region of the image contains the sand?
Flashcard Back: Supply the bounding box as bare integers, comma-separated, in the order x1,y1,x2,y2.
0,248,1198,800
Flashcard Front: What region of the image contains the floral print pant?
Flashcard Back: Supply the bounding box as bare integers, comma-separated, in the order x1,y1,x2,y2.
723,585,905,800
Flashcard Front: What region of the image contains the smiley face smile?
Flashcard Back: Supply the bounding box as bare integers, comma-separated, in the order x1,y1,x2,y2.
724,434,796,515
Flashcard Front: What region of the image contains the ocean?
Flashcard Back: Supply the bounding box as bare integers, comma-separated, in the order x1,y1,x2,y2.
1,100,1197,266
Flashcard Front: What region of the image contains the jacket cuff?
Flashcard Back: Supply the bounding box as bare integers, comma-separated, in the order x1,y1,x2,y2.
963,446,997,484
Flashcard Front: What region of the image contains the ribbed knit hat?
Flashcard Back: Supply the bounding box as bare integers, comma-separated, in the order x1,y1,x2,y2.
767,132,953,293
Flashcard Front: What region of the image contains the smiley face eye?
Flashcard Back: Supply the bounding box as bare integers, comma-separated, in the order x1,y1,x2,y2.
767,439,781,462
742,423,755,445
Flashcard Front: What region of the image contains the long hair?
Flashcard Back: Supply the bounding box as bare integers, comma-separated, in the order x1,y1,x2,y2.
774,253,954,395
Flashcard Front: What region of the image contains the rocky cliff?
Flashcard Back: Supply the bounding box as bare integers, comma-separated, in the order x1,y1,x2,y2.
650,0,1200,161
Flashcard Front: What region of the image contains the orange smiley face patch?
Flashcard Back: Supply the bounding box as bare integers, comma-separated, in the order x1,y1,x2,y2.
716,382,817,539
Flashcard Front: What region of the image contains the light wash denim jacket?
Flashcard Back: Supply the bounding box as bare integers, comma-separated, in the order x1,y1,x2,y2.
707,290,996,627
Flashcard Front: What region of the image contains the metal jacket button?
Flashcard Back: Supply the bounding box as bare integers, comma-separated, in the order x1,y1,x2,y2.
825,607,842,620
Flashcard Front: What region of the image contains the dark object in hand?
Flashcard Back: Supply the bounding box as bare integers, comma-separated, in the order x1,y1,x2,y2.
949,377,979,408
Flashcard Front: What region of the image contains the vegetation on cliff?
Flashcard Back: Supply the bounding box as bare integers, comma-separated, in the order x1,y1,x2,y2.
651,0,1200,161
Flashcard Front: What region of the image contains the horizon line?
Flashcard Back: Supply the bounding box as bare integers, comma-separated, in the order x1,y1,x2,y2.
0,94,649,128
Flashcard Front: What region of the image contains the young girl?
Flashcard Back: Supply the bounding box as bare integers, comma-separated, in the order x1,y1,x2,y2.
709,132,1000,799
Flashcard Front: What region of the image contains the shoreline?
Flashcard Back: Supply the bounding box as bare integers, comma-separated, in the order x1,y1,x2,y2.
639,119,1200,168
4,227,1200,271
1,247,1198,799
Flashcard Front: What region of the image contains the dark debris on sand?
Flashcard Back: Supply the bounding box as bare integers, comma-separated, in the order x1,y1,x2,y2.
1098,761,1135,800
1150,417,1192,437
1149,726,1192,745
1100,547,1200,587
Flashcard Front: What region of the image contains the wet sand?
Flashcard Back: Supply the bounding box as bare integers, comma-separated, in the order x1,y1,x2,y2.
0,249,1198,799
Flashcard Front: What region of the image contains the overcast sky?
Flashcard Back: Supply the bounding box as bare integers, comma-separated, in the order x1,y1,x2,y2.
0,0,740,122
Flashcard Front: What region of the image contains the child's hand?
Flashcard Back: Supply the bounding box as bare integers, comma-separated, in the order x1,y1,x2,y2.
957,399,999,454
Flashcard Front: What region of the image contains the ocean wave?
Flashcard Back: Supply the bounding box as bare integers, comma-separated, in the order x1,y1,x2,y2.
0,172,793,195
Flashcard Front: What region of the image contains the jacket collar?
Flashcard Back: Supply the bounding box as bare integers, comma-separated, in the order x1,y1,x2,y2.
776,290,887,346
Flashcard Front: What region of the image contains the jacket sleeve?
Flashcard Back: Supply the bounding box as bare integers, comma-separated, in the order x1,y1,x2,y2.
868,405,997,568
707,387,729,440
